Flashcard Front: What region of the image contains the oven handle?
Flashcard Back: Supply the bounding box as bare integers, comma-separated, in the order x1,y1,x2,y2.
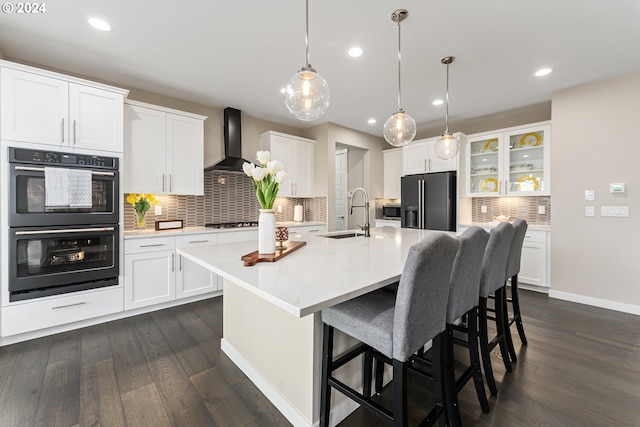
15,227,115,236
14,166,115,177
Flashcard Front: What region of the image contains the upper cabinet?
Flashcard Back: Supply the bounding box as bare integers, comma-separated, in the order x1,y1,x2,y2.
465,122,550,197
383,148,402,199
260,131,315,198
0,62,128,152
402,133,464,176
124,100,207,195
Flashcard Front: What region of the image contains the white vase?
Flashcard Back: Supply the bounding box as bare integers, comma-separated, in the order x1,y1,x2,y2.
258,208,276,255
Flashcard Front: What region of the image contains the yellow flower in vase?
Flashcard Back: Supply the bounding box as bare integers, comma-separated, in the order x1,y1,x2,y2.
126,193,159,229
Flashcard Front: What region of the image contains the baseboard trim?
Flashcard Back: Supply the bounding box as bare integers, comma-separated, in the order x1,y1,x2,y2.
221,339,361,427
549,290,640,316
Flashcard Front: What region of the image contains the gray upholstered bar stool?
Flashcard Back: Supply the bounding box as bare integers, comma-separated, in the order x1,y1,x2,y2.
505,219,529,359
446,226,491,417
319,233,460,427
478,222,515,396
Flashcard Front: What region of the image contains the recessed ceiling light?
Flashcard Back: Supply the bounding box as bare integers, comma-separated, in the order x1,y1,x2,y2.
432,99,444,106
367,118,376,125
535,68,552,77
348,47,363,58
88,17,111,31
280,87,286,94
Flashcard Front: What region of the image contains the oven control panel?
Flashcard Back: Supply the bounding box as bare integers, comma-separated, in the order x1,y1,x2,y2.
9,147,118,170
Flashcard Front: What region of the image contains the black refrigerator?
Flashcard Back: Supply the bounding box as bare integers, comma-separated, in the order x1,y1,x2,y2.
401,171,457,231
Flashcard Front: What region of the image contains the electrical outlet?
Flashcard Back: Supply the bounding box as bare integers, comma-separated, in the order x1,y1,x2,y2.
538,205,545,214
480,205,487,213
585,206,595,217
277,205,283,213
155,205,162,216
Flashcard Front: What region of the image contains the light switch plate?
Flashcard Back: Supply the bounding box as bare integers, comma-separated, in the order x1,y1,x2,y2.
585,190,595,201
585,206,595,217
538,205,546,214
601,206,629,217
155,205,162,216
481,205,487,213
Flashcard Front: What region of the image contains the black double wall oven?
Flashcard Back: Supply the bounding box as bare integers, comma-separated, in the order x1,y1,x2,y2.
8,147,120,302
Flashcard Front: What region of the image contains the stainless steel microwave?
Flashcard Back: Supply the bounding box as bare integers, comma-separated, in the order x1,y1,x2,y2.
382,203,401,219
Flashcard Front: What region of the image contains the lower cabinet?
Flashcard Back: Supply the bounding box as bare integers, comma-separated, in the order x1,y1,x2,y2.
1,286,123,337
124,233,221,310
175,235,219,299
288,224,326,240
518,230,548,288
124,236,177,310
458,226,550,288
375,219,401,228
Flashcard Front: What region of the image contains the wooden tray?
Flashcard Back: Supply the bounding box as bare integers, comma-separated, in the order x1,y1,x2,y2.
241,241,306,266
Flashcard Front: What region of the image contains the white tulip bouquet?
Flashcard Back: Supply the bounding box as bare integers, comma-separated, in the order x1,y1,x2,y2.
242,151,287,210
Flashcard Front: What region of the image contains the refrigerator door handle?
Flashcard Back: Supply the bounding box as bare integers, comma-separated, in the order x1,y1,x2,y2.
418,179,425,229
421,179,426,228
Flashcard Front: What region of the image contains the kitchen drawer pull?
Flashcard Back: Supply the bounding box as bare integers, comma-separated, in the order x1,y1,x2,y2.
14,166,115,176
188,240,209,244
139,243,165,248
307,229,320,233
52,301,86,310
16,227,115,235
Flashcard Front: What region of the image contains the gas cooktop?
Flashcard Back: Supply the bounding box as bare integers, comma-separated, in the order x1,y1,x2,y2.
205,222,258,229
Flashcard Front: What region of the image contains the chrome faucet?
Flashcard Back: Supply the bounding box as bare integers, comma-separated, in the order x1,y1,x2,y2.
349,187,370,237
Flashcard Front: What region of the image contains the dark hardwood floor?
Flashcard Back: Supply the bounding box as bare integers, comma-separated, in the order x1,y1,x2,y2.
0,289,639,426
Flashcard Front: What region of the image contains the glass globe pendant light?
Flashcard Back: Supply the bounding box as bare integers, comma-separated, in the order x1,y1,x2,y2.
383,9,416,147
434,56,460,160
283,0,330,121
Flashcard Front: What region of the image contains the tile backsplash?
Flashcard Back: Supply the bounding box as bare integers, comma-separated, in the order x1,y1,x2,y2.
123,171,326,230
471,196,550,225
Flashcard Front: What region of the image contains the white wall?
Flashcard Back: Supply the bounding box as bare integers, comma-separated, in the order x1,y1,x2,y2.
550,72,640,313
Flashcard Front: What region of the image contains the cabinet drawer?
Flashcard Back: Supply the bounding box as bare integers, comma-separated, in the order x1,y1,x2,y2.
1,287,124,337
125,236,176,254
176,234,217,247
524,230,547,243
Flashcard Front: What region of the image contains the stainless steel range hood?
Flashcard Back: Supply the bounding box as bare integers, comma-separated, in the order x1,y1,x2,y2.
205,107,251,173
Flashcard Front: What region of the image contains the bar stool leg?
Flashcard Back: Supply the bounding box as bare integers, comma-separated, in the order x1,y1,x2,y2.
320,324,334,427
443,326,463,426
511,274,528,345
392,360,408,427
467,307,490,413
495,287,513,372
478,297,498,396
501,284,518,363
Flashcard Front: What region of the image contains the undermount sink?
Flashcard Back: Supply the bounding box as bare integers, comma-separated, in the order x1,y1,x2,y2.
320,232,364,239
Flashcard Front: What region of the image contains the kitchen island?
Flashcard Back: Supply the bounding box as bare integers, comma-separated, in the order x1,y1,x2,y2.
177,227,444,427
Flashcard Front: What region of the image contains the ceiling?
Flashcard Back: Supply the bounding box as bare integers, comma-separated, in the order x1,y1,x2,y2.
1,0,640,138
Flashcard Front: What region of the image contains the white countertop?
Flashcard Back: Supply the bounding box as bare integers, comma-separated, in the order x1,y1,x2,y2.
460,222,551,232
177,227,445,318
123,221,326,239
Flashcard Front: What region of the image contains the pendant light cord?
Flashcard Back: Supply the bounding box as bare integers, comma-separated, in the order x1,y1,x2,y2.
305,0,310,67
444,60,450,133
396,19,402,111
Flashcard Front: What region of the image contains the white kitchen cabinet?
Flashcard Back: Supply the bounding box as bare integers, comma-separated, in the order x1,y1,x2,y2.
260,131,315,197
383,148,402,199
288,224,326,240
175,235,220,298
124,100,207,195
0,63,127,152
217,229,259,244
458,225,550,288
124,236,177,310
1,286,123,337
519,230,549,288
465,122,550,197
124,233,223,309
402,133,463,176
375,219,401,228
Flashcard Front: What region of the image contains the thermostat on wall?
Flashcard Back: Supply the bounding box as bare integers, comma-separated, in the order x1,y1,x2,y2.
610,183,626,194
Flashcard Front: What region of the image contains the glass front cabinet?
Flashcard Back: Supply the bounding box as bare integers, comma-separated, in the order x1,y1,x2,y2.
465,122,550,197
